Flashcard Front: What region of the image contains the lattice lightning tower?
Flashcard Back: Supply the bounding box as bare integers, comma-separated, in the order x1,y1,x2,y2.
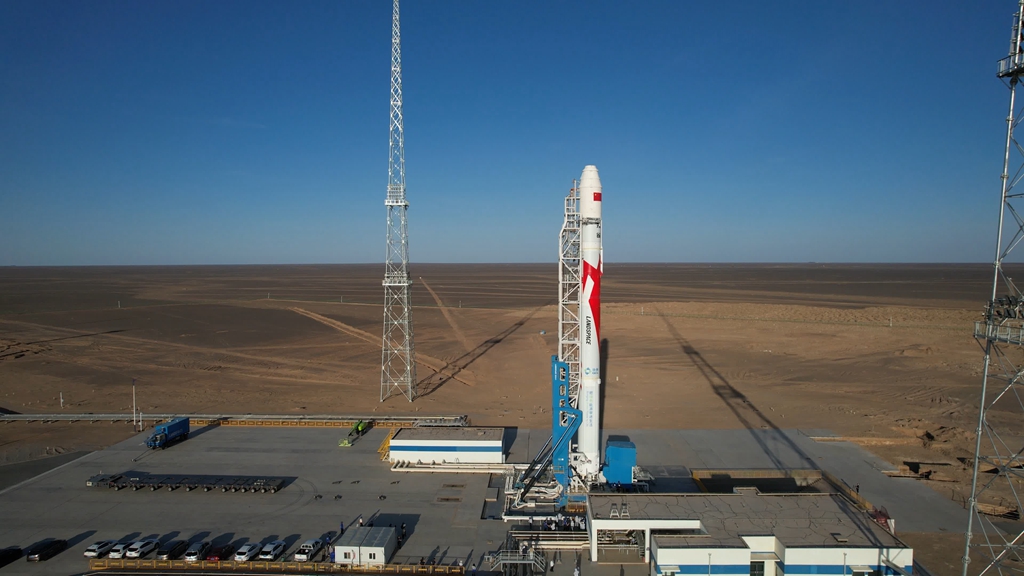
963,2,1024,572
380,0,415,402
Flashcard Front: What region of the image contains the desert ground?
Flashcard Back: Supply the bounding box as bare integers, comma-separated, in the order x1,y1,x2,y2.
0,263,1011,574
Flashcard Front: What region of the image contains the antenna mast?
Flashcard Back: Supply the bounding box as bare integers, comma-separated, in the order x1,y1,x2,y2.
380,0,415,402
963,2,1024,572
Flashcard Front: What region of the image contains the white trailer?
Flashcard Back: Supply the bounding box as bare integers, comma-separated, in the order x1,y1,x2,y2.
333,527,396,566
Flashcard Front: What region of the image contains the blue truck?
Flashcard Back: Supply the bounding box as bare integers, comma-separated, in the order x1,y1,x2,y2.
146,417,190,449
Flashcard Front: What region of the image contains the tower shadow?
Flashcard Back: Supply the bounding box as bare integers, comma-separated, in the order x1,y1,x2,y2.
417,304,549,397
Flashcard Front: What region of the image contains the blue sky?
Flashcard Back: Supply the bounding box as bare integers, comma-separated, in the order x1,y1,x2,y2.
0,1,1016,264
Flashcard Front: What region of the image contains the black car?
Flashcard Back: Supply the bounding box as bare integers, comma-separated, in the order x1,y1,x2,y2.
0,548,22,567
156,540,188,560
26,540,68,562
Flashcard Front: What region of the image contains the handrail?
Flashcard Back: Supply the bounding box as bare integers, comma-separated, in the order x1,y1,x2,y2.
88,558,466,574
975,321,1024,346
0,413,467,427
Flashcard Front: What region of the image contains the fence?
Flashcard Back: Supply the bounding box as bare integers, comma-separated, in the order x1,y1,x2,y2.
0,414,467,428
88,559,465,574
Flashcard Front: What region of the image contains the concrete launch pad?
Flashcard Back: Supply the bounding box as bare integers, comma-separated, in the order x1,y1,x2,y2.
0,425,508,576
0,424,964,576
504,428,967,533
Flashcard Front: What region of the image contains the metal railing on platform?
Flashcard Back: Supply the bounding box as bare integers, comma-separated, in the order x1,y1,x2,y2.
975,321,1024,346
506,531,589,550
0,414,468,428
487,550,546,573
88,558,465,574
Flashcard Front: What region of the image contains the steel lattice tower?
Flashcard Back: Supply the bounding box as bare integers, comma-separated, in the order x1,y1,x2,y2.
380,0,415,402
963,2,1024,572
558,181,582,407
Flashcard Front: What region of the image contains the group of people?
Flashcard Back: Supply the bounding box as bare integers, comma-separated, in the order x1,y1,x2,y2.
417,554,476,574
530,514,586,532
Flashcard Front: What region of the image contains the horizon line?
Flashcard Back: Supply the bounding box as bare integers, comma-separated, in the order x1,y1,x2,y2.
0,261,1003,268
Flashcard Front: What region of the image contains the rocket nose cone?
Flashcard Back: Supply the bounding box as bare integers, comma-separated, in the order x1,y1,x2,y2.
579,165,602,219
580,166,602,192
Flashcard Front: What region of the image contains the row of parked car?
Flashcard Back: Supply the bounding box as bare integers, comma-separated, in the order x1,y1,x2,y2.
0,540,69,564
84,537,328,563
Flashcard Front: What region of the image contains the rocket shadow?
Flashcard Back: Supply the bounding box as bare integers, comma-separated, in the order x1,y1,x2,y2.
654,307,814,471
417,304,549,397
655,308,887,546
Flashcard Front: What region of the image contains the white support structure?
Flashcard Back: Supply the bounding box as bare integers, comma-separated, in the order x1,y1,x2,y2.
381,0,415,403
558,182,582,406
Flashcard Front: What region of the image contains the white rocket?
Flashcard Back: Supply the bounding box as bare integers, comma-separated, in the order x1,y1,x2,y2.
578,165,603,478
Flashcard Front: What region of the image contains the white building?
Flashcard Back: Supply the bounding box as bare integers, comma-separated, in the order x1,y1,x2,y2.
388,427,504,465
333,526,397,566
587,491,912,576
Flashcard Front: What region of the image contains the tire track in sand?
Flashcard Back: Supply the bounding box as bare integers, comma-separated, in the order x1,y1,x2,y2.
0,318,347,373
418,277,471,352
288,308,474,387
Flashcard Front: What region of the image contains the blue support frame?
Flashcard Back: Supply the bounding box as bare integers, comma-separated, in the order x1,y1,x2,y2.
551,356,582,506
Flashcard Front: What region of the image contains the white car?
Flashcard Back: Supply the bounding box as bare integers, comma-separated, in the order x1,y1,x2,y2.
125,540,159,559
108,543,133,559
293,539,323,562
258,541,286,561
234,543,262,562
83,540,116,558
183,542,210,563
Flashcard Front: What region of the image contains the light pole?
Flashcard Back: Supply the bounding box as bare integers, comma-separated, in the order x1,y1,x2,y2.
132,378,137,432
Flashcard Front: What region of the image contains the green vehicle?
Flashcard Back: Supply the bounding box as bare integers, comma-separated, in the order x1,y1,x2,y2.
339,420,369,447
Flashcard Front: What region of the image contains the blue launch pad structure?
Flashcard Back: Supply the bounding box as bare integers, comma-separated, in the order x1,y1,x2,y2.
513,356,641,509
513,357,581,506
550,356,582,504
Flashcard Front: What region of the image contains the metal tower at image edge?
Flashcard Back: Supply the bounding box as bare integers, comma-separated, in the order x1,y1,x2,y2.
380,0,415,403
963,2,1024,573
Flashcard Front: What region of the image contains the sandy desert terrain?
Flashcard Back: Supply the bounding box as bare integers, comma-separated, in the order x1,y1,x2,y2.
0,263,1010,573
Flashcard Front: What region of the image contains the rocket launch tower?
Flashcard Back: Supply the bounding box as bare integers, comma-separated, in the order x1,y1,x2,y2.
512,166,645,511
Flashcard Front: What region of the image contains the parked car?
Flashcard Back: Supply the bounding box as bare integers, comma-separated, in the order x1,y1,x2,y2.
234,543,262,562
0,548,22,567
206,545,234,561
108,542,133,559
293,539,323,562
156,540,188,560
183,541,210,563
26,540,68,562
83,540,116,558
125,540,159,559
258,541,286,561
